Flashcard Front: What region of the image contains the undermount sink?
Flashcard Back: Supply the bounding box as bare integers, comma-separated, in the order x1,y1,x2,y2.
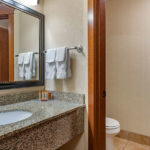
0,110,32,126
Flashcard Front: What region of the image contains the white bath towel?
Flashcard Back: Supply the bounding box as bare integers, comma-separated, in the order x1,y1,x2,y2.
56,47,71,79
45,49,56,80
18,53,25,78
24,52,36,80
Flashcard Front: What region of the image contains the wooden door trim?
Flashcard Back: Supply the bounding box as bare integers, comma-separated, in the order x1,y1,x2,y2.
0,4,14,82
0,14,8,19
0,27,9,81
8,12,14,82
88,0,106,149
0,3,14,14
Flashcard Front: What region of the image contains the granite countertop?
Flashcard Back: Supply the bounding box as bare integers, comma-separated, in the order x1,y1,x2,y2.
0,99,85,140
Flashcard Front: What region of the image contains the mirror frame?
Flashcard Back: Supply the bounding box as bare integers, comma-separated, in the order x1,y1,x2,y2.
0,0,45,89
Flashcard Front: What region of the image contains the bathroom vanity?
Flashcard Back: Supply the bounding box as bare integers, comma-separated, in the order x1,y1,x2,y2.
0,91,85,150
0,0,85,149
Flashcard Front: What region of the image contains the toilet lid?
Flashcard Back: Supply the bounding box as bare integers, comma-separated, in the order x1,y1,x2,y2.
106,117,120,129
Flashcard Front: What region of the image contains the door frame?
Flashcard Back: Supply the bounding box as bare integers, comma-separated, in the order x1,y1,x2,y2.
88,0,106,149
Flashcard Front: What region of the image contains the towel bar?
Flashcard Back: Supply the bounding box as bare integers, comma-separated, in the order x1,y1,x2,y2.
15,52,39,57
43,45,83,54
66,45,83,53
15,45,83,57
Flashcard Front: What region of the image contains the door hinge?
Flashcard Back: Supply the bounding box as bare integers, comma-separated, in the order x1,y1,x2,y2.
102,90,106,98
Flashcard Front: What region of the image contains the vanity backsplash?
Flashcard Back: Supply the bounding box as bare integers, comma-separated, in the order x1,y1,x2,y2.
0,91,39,106
0,91,85,106
51,91,85,104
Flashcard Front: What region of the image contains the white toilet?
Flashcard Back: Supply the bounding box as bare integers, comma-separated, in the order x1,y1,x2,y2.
106,117,120,150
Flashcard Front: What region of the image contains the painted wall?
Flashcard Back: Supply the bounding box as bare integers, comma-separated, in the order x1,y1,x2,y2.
106,0,150,137
14,10,20,81
43,0,88,149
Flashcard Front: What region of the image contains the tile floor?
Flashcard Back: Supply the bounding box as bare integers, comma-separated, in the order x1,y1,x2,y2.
114,137,150,150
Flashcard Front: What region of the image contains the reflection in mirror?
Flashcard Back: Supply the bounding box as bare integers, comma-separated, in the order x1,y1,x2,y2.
0,2,40,83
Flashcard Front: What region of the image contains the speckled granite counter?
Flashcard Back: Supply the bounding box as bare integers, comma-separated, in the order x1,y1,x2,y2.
0,94,85,150
0,99,84,139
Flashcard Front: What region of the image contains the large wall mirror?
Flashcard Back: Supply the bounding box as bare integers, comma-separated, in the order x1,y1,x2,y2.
0,0,44,89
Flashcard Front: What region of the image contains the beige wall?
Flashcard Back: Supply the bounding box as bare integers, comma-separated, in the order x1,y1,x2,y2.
106,0,150,137
43,0,88,149
14,10,20,81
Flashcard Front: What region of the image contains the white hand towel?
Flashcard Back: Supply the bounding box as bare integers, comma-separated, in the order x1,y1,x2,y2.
18,53,25,78
45,62,56,80
45,49,56,80
24,52,36,80
18,53,24,65
56,47,66,62
46,49,56,63
24,52,31,65
56,48,71,79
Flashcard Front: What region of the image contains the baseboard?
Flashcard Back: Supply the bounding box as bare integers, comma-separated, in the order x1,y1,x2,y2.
117,130,150,146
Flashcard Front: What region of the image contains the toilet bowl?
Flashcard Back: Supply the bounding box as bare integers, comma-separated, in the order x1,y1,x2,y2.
106,117,120,150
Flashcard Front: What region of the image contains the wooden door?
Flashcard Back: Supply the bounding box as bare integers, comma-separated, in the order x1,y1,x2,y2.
88,0,106,149
0,27,9,82
0,3,14,82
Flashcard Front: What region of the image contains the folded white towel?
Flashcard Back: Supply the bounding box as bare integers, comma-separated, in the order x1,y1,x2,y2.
24,53,31,65
45,49,56,80
18,53,25,78
46,49,56,63
24,52,36,80
56,48,71,79
45,62,56,80
56,47,66,62
18,53,24,65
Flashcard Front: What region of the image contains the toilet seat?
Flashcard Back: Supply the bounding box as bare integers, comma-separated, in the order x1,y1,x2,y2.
106,117,120,129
